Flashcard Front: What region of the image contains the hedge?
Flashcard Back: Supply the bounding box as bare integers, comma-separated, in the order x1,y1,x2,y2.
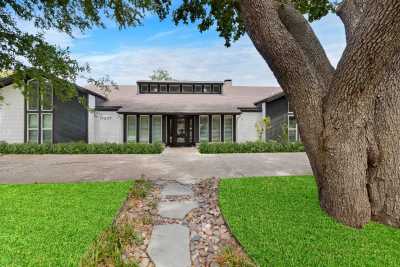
0,142,164,154
198,141,304,154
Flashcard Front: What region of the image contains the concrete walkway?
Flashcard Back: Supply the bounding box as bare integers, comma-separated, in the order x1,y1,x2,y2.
0,147,312,184
148,182,197,267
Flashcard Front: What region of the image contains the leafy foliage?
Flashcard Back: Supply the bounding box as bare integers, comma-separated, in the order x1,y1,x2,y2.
198,141,304,154
149,68,174,80
0,142,164,154
1,0,171,100
2,0,336,99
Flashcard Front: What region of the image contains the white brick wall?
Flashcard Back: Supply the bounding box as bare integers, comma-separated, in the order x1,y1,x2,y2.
236,112,262,142
93,111,123,143
0,84,25,143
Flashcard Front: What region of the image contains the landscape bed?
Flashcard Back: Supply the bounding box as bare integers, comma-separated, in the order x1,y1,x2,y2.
199,141,304,154
219,176,400,266
0,142,164,154
0,181,133,266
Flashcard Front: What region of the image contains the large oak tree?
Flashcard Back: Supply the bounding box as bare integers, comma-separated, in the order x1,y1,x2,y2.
2,0,400,228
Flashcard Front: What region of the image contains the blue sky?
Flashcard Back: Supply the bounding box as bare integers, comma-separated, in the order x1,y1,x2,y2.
24,10,346,86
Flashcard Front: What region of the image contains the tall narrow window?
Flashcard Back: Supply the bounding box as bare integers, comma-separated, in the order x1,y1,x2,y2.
199,115,209,142
160,84,168,93
204,84,212,93
224,115,233,143
150,84,159,93
139,84,149,93
288,114,298,142
27,80,39,111
42,81,53,111
126,115,137,143
212,84,221,93
140,115,149,143
169,84,180,93
27,113,39,144
152,115,162,143
194,84,203,93
41,113,53,144
212,115,221,142
182,84,193,93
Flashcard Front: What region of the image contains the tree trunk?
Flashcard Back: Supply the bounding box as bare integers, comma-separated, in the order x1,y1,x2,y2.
240,0,400,228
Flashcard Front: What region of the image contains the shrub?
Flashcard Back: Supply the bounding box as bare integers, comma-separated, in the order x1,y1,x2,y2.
198,141,304,154
0,142,164,154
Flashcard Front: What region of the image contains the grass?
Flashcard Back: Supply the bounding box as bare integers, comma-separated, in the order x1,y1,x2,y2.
219,176,400,267
0,181,133,267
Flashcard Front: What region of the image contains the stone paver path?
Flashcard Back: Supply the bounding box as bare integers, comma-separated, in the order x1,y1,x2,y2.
148,182,198,267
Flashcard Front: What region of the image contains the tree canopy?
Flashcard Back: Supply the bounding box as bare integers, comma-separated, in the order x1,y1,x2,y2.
1,0,336,99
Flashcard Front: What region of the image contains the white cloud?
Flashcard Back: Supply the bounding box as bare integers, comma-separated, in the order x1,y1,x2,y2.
75,37,279,86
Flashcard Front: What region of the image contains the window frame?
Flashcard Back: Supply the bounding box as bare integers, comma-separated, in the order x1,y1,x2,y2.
169,84,181,94
139,84,149,93
27,113,39,144
41,113,53,144
288,113,299,143
126,115,137,143
139,115,150,143
223,115,233,143
151,115,163,143
41,81,54,111
199,115,209,142
211,115,221,142
26,79,40,111
212,84,221,94
194,84,203,93
182,84,194,93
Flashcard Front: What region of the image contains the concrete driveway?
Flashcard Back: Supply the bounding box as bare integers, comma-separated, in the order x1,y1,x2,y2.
0,147,312,184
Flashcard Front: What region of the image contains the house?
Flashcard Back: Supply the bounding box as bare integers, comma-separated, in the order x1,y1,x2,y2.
0,77,300,146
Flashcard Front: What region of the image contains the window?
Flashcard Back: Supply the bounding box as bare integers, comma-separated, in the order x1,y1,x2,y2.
194,84,203,93
139,115,149,143
42,81,53,111
27,80,39,111
199,115,209,142
160,84,168,93
182,84,193,93
288,114,299,142
212,115,221,142
169,84,180,93
212,84,221,94
126,115,137,143
152,115,162,143
150,84,159,93
224,115,233,143
204,84,212,93
41,113,53,144
139,84,149,93
27,113,39,144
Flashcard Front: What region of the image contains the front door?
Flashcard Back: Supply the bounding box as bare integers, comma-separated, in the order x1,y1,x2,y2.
169,116,194,146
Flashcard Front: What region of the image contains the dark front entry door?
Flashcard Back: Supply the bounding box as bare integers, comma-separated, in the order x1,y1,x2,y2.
168,116,194,146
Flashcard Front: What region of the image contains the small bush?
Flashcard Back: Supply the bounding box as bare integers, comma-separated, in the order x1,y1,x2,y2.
0,142,164,154
198,141,304,154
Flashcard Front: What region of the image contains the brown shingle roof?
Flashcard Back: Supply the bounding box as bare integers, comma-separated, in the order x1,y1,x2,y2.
88,83,283,114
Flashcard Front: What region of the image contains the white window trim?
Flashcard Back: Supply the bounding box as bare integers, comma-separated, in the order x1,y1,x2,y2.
224,115,233,143
211,115,222,143
199,115,209,142
139,115,150,143
152,115,163,143
27,113,39,143
126,115,137,143
41,113,53,144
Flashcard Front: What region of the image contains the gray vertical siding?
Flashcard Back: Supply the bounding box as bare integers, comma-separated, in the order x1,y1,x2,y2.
53,92,88,143
265,96,288,141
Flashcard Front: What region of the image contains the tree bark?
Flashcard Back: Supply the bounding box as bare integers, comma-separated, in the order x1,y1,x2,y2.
240,0,400,228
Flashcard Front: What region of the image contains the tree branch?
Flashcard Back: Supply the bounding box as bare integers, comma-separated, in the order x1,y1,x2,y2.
336,0,369,42
278,4,335,93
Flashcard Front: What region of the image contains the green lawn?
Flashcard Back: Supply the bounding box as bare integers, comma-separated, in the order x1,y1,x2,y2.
219,176,400,267
0,181,133,267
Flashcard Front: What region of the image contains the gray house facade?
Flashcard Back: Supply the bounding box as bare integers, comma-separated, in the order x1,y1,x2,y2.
0,77,299,146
